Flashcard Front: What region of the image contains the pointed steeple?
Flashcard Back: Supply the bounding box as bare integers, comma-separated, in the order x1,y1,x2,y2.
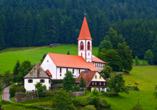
77,16,92,40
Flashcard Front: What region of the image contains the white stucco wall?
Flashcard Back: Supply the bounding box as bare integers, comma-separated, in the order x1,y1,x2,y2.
41,54,57,79
91,87,106,92
24,78,50,91
56,67,86,79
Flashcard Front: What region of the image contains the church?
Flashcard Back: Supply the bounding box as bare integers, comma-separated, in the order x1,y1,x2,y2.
40,16,106,79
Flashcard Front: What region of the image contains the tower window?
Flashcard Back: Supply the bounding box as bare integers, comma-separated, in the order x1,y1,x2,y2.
80,41,84,50
87,42,90,50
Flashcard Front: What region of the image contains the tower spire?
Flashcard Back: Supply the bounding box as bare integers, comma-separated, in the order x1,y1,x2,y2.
84,10,86,17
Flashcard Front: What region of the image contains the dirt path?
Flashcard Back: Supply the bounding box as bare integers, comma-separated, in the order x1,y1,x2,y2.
2,86,12,102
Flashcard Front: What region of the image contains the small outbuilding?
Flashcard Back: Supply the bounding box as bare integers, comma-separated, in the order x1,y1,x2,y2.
76,71,107,92
24,64,51,92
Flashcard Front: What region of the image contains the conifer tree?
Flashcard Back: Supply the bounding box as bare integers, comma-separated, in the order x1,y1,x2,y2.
144,49,154,65
135,56,139,66
13,60,20,75
79,76,86,90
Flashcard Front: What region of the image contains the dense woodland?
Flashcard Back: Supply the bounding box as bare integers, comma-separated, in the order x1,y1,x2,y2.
0,0,157,60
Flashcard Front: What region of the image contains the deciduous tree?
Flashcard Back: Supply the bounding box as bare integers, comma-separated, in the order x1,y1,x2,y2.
108,74,128,96
116,42,133,72
144,49,154,65
101,66,112,79
52,89,76,110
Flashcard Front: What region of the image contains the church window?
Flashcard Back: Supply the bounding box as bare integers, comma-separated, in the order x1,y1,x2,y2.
73,69,74,74
47,60,49,62
60,74,62,76
80,41,84,50
40,79,45,83
100,76,101,79
60,68,62,73
28,79,33,83
88,53,90,56
87,42,90,50
81,53,83,56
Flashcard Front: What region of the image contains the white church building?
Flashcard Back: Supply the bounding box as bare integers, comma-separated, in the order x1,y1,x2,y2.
40,16,106,79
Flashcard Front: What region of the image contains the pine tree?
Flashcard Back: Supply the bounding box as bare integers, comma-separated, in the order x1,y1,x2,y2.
63,71,75,90
13,60,20,75
79,76,86,90
153,36,157,64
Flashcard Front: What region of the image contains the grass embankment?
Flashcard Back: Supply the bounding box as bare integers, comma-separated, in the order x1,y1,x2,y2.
105,66,157,110
0,44,99,74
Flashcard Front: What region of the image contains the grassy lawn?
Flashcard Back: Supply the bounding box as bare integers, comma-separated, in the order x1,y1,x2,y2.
104,66,157,110
0,44,99,74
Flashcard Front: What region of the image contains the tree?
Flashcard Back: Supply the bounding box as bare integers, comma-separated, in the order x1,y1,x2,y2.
144,49,154,65
135,56,139,66
13,60,20,75
104,28,124,49
63,71,75,90
3,70,12,86
116,42,133,72
91,87,99,97
98,40,112,53
153,36,157,64
79,77,86,90
16,60,33,83
108,74,128,96
52,89,76,110
101,66,112,79
9,84,17,97
98,49,122,71
35,82,46,93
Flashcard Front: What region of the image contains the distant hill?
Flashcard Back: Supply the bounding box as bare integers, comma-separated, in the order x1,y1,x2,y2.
0,0,157,59
0,44,99,74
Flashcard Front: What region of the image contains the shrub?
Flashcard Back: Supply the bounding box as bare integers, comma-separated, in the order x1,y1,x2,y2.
91,87,99,97
72,86,80,91
51,80,63,84
83,105,96,110
9,85,17,97
79,97,90,106
72,98,80,106
23,88,26,92
89,96,100,108
99,99,111,108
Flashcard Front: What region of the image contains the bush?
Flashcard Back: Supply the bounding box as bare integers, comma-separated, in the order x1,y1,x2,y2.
89,96,100,108
79,97,90,106
83,105,96,110
127,86,139,91
9,85,17,97
72,98,80,106
99,99,111,108
51,79,63,84
23,88,26,92
72,86,80,91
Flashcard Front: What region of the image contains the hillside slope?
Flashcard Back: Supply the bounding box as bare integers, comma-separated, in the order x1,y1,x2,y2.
0,44,99,74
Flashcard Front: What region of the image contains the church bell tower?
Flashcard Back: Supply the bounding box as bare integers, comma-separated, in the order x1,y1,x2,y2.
78,13,92,62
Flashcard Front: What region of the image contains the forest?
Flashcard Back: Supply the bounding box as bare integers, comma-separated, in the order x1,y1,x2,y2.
0,0,157,60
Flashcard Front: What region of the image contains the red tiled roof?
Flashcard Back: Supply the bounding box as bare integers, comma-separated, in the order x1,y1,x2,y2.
76,71,96,87
77,17,92,40
48,53,98,71
46,69,52,77
92,55,106,63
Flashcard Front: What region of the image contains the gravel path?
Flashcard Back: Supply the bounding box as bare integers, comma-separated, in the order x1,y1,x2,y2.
2,86,12,102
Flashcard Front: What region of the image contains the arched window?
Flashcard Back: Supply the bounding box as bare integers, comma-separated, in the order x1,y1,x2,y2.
80,41,84,50
87,42,90,50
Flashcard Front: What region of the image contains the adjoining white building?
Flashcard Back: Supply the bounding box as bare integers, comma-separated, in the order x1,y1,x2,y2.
40,16,106,79
24,64,51,92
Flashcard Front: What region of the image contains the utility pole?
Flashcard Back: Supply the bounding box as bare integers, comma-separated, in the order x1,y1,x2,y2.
138,99,139,110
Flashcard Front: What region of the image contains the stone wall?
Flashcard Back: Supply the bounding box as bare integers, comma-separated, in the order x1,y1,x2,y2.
14,92,36,102
72,91,85,97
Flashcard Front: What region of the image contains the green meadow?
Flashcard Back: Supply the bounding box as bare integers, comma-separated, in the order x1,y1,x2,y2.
0,44,99,74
